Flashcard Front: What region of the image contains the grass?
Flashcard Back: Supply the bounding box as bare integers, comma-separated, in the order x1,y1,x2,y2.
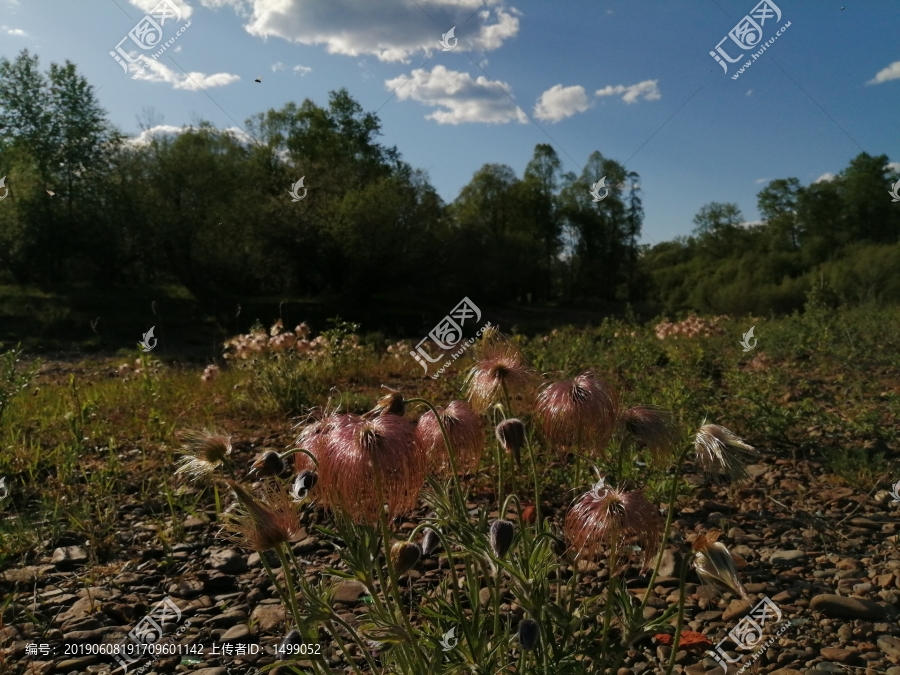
1,302,897,568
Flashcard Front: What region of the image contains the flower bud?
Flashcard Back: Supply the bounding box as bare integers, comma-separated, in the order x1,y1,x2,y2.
279,629,303,661
391,541,422,576
249,450,285,478
495,418,526,468
489,520,515,558
421,528,440,557
518,618,539,651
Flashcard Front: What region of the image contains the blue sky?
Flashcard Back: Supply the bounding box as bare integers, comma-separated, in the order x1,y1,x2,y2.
2,0,899,245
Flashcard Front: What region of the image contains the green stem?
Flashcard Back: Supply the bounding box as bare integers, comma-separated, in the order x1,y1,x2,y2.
326,619,372,675
638,444,692,616
378,508,428,672
599,550,618,656
526,436,542,529
407,398,467,516
276,544,304,636
665,552,692,675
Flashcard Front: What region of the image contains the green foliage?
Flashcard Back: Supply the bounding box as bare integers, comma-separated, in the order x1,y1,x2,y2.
0,343,35,427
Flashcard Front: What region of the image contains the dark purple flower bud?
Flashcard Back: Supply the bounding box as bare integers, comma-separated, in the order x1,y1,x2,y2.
518,618,539,651
422,528,440,556
495,418,526,468
489,520,515,558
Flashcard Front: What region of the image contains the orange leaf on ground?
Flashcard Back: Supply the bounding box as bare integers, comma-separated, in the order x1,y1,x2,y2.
654,631,711,648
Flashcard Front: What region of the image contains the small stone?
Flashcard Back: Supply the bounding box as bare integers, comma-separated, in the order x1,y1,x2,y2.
184,514,209,530
190,669,227,675
51,546,88,566
722,599,752,622
250,604,285,632
770,670,805,675
878,636,900,657
771,551,808,566
820,648,859,664
208,548,248,574
220,623,250,642
479,587,492,608
333,580,367,605
810,594,886,620
167,579,205,597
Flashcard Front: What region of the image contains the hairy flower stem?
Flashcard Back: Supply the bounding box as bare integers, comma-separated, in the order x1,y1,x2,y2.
276,545,307,639
496,438,505,516
526,437,542,527
638,444,692,617
261,553,325,675
407,398,467,516
599,549,619,655
378,506,427,672
326,619,371,675
665,552,693,675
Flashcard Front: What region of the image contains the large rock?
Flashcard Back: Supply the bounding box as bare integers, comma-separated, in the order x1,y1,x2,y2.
878,635,900,657
810,594,886,619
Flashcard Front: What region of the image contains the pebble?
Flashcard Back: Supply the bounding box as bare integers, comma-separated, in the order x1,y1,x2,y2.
51,546,88,566
771,550,808,566
810,594,886,620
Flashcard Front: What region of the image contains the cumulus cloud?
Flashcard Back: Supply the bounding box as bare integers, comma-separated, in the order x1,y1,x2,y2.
867,60,900,85
271,62,284,71
293,64,312,75
127,124,255,146
129,0,193,19
533,84,590,122
2,25,26,36
814,172,837,183
595,79,661,104
887,162,900,173
200,0,520,63
385,65,527,124
131,58,240,90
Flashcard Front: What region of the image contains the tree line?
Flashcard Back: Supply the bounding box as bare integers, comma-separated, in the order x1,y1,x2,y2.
1,50,898,317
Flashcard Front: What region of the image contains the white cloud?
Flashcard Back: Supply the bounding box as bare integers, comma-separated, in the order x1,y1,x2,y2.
887,162,900,173
815,172,837,183
867,60,900,85
385,65,527,124
129,0,193,19
533,84,590,122
200,0,519,63
595,79,660,104
130,58,240,90
754,178,769,184
746,89,753,96
293,64,312,75
127,124,256,146
271,62,284,72
2,26,26,36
